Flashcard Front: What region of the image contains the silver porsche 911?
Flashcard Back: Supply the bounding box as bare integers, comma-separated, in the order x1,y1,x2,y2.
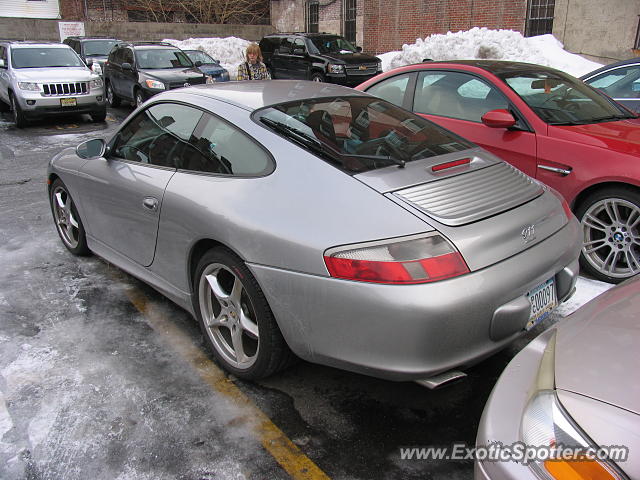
48,80,581,383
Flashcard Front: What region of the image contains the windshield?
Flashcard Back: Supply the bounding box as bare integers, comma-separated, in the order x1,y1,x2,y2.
135,49,193,69
500,70,635,125
185,50,216,65
11,48,85,68
83,40,117,56
256,96,473,174
307,35,358,54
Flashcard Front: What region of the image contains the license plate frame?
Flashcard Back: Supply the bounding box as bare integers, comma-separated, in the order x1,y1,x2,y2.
526,278,557,330
60,97,77,107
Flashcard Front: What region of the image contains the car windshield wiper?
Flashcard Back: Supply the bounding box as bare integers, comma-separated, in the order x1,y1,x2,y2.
549,114,629,126
259,117,345,167
343,153,406,168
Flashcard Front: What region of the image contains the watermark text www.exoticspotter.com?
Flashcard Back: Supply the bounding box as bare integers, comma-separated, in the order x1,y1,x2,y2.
399,442,629,465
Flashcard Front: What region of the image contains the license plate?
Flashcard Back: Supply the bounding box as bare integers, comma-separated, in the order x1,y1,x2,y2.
60,98,77,107
526,278,557,330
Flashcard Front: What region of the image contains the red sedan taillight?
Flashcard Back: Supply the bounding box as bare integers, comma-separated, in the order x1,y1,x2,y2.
324,233,469,284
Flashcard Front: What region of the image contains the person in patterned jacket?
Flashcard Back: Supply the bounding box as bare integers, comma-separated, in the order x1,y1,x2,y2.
236,43,272,81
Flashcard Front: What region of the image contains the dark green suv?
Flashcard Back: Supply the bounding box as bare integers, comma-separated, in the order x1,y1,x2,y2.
259,33,381,86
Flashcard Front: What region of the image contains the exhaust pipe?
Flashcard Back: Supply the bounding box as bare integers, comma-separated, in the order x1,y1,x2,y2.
415,370,467,389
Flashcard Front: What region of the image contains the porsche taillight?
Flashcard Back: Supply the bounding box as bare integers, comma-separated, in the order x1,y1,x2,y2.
324,233,469,284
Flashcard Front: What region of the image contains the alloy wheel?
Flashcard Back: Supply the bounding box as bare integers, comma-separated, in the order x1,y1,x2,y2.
198,263,260,370
52,186,81,249
581,197,640,279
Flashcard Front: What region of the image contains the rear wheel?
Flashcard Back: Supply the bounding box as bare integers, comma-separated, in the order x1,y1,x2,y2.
10,93,27,128
49,178,90,256
193,247,294,379
106,81,120,107
575,187,640,283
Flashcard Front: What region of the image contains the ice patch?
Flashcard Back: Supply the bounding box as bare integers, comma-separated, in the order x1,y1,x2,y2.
556,277,614,317
1,345,59,391
27,399,58,448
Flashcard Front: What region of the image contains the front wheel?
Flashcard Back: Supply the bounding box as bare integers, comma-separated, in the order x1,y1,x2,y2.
193,248,294,379
106,81,120,107
310,72,325,82
91,108,107,123
49,178,90,256
10,93,27,128
135,89,145,108
575,187,640,283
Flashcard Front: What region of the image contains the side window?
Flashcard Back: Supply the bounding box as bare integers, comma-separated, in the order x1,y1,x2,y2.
109,47,122,65
111,103,203,168
0,46,7,65
366,74,411,107
183,113,272,176
122,48,134,65
414,71,508,122
293,38,306,53
72,41,81,54
279,38,294,54
588,67,640,99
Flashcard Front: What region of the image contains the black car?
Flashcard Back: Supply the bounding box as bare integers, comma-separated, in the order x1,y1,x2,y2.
259,33,381,86
103,42,206,108
581,57,640,113
63,36,121,76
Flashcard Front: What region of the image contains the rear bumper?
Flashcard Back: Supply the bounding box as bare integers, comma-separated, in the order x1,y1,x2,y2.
249,219,581,381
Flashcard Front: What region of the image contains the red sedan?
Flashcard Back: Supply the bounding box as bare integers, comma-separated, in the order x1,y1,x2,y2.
357,60,640,283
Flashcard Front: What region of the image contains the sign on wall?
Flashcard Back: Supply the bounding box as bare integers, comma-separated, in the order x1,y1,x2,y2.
58,22,85,41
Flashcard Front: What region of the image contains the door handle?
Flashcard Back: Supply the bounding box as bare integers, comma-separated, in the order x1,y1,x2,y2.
142,197,159,211
538,165,572,176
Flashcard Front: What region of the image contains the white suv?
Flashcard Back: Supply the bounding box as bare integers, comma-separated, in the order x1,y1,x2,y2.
0,41,106,127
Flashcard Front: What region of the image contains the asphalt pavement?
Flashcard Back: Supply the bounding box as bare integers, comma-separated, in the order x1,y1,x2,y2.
0,107,565,480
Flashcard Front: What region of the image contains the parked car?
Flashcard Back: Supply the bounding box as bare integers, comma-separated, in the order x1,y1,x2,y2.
183,49,229,82
259,33,382,85
357,60,640,284
581,57,640,113
48,80,581,382
63,36,121,76
475,276,640,479
103,41,206,108
0,41,106,127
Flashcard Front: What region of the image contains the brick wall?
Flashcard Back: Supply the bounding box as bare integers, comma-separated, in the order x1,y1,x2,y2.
363,0,527,54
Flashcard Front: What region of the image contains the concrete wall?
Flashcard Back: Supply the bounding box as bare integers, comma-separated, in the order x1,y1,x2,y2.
0,18,275,42
553,0,640,63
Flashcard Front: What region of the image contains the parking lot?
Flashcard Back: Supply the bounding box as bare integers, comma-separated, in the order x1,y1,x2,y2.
0,106,606,480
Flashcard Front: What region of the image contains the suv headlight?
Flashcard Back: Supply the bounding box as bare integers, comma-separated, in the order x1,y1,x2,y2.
327,64,345,74
18,82,39,91
89,78,103,89
91,62,103,75
145,79,165,90
377,61,383,71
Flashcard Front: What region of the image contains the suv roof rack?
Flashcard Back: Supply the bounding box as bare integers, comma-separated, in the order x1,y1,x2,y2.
130,41,175,47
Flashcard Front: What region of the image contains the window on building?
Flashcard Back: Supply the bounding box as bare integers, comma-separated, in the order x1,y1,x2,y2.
525,0,555,37
344,0,357,44
307,1,319,33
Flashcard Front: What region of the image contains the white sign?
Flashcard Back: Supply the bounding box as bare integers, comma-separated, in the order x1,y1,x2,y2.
58,22,85,41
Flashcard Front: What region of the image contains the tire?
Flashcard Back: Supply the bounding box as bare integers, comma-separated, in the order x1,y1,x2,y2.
134,89,145,108
10,93,27,128
193,247,294,380
310,71,325,82
575,186,640,283
106,81,120,107
49,178,90,256
91,108,107,123
0,98,9,112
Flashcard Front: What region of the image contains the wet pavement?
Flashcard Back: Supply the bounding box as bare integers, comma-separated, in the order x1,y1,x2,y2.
0,106,571,480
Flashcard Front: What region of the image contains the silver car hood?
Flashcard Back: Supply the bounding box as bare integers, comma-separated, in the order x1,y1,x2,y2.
555,277,640,415
14,67,96,82
355,147,568,271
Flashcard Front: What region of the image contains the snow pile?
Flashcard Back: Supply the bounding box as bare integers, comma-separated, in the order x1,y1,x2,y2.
163,36,251,80
377,27,602,77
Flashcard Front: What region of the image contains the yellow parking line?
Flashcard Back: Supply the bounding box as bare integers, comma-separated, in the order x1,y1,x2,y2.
123,285,331,480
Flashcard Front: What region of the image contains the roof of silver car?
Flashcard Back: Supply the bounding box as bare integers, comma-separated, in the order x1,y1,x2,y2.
182,80,371,111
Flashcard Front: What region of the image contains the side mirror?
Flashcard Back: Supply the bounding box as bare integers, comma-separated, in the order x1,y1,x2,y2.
356,46,363,53
86,58,94,66
76,138,106,159
292,48,305,56
481,109,517,129
195,60,203,67
122,62,132,71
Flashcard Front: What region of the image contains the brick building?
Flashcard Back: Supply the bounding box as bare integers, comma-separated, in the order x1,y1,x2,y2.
270,0,556,54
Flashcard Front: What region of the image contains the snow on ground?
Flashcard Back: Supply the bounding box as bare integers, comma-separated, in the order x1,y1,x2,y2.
556,277,614,317
163,36,251,81
165,27,603,80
